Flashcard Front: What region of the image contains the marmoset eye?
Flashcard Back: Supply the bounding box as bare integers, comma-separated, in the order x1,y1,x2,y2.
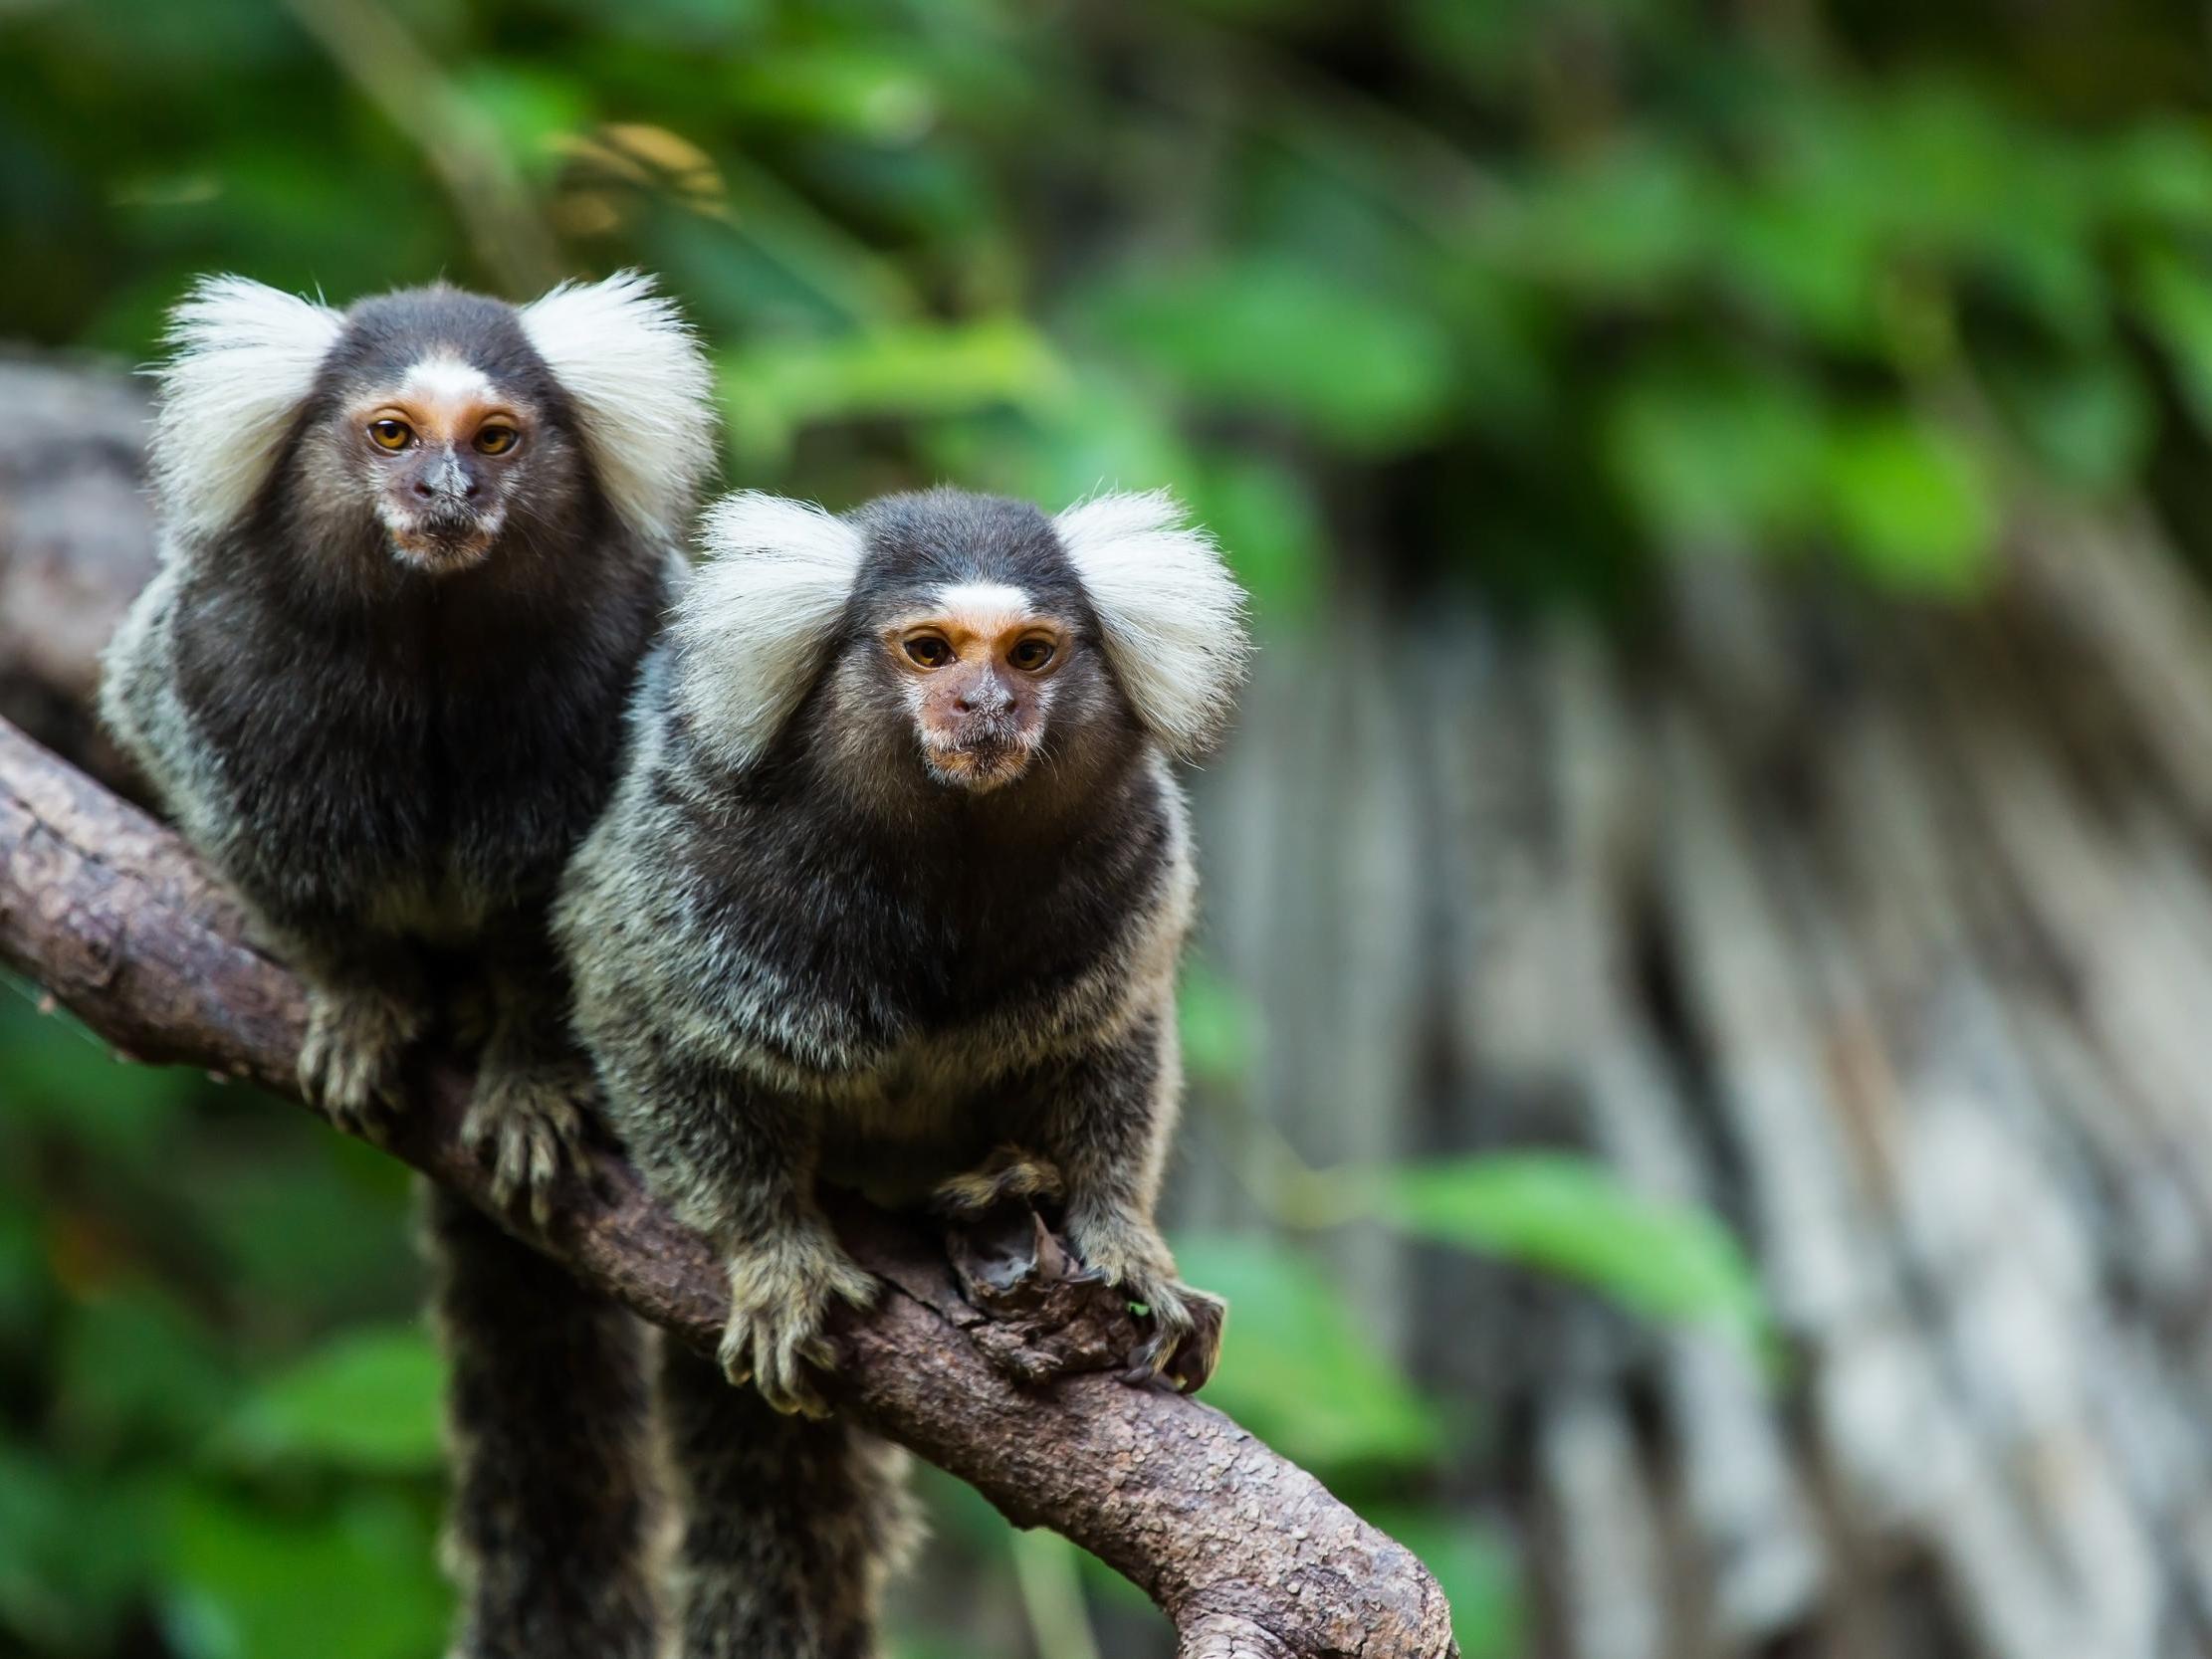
1008,636,1055,672
904,636,954,669
475,424,519,455
367,418,413,451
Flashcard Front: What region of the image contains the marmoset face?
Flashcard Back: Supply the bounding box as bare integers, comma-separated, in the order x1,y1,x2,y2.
877,580,1074,792
275,289,591,578
341,355,539,572
672,487,1245,811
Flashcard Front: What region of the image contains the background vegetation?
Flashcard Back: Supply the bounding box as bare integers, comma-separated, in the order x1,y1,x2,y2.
7,0,2212,1654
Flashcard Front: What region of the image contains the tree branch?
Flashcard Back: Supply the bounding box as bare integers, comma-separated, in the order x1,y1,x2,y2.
0,716,1457,1659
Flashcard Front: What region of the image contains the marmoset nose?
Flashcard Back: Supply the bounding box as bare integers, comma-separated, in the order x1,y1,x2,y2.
412,469,480,503
953,680,1007,716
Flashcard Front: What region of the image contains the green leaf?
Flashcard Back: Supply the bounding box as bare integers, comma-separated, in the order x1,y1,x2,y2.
720,317,1066,462
218,1328,444,1474
1604,360,1827,549
1818,412,1996,593
190,1132,419,1316
996,368,1199,507
159,1485,447,1659
730,47,939,142
454,65,591,181
1377,1154,1772,1358
56,1286,240,1457
2104,119,2212,228
1076,257,1455,451
1171,1234,1442,1474
1984,349,2152,493
1488,137,1714,301
0,1442,161,1650
2134,246,2212,437
1720,190,1883,348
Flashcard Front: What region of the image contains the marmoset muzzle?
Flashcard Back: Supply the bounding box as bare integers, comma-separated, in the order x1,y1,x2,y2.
920,676,1042,792
385,452,504,568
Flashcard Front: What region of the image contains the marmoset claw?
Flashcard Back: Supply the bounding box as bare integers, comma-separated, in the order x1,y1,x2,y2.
463,1060,594,1227
1117,1277,1227,1393
298,983,422,1138
1063,1212,1226,1392
719,1237,879,1417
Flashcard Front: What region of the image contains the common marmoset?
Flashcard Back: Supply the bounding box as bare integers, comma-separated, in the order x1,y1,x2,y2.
101,273,714,1659
554,485,1249,1656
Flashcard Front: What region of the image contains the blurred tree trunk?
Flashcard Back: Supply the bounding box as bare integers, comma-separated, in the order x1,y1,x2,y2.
1187,527,2212,1658
0,353,157,785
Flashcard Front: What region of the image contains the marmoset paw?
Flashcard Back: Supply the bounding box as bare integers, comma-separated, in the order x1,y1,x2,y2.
1066,1213,1225,1393
931,1146,1065,1222
1119,1277,1226,1394
298,984,422,1136
718,1237,878,1418
462,1061,593,1227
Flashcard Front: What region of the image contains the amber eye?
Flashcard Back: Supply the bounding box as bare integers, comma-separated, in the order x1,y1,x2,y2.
903,635,954,669
367,418,413,451
1008,636,1056,672
474,424,519,456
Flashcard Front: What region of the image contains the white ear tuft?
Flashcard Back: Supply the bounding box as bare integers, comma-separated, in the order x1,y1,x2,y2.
1054,490,1250,758
520,271,717,542
151,275,344,541
674,492,867,768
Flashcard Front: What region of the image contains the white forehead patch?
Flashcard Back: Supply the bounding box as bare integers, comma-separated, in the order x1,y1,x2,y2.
928,580,1034,630
399,354,495,406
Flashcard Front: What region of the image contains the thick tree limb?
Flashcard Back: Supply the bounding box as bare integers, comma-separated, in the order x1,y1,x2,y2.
0,717,1456,1659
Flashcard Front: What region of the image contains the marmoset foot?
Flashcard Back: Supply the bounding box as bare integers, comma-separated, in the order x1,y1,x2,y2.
1066,1210,1226,1393
462,1059,595,1227
719,1231,879,1418
298,982,424,1137
1117,1274,1226,1394
931,1146,1065,1221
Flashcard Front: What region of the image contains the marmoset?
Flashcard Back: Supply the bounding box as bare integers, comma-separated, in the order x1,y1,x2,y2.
101,272,714,1659
554,485,1249,1656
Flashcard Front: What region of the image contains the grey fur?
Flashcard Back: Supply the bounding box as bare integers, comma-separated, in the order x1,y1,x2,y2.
556,487,1244,1656
103,276,714,1659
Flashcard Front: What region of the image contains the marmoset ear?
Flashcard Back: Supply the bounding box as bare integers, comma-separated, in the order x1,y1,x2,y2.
674,492,867,768
519,271,716,542
151,275,344,542
1053,490,1251,759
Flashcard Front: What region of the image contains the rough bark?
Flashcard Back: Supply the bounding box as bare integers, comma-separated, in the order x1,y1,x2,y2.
0,716,1453,1659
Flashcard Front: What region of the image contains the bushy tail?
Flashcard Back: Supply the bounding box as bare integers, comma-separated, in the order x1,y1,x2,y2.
658,1343,918,1659
424,1185,664,1659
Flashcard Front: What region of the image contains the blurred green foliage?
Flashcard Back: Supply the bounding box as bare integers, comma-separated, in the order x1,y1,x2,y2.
8,0,2212,1653
0,979,435,1659
11,0,2212,605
